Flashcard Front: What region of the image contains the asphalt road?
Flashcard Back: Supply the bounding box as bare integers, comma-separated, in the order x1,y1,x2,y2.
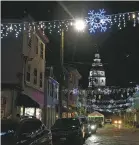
84,125,139,145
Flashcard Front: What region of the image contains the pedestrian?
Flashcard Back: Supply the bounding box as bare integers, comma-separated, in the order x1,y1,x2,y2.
15,114,21,122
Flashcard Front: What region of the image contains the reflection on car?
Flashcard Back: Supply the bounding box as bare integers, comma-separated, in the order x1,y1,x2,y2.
1,117,52,145
51,118,84,145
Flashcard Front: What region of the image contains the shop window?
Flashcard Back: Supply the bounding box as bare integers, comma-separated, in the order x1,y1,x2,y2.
36,109,42,120
25,108,35,116
20,107,24,116
35,36,38,54
34,68,37,85
40,43,43,59
26,64,31,82
40,72,43,88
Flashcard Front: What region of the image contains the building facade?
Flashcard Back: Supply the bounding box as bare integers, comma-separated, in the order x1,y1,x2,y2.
88,53,106,88
1,15,49,120
62,66,82,117
87,52,106,113
45,67,59,128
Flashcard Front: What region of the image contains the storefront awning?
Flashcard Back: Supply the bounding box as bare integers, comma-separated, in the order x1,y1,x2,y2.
16,94,40,108
88,111,104,117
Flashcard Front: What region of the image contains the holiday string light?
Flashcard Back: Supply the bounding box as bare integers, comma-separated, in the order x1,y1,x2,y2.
88,103,131,109
86,9,111,33
1,10,139,38
93,108,126,113
86,85,139,112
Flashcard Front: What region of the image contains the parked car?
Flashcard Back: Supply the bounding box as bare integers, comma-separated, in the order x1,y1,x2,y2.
105,118,112,124
1,117,52,145
51,118,84,145
78,116,89,138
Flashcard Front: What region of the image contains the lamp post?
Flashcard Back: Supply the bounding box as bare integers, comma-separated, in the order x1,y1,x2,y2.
58,19,86,118
58,29,64,118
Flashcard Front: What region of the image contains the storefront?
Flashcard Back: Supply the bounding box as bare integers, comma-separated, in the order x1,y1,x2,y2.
16,93,42,120
20,107,42,120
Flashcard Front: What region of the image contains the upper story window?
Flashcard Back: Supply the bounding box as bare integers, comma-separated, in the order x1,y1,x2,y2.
50,83,52,97
35,36,38,54
40,72,43,88
34,68,37,85
69,73,72,82
26,64,31,82
40,43,44,59
28,37,32,48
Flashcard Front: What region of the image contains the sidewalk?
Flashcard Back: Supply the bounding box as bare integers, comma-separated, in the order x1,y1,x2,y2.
122,124,139,132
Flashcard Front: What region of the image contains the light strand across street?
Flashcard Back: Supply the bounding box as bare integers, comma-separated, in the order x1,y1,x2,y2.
1,9,139,38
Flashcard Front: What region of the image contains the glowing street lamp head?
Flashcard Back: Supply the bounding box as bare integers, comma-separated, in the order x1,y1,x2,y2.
74,19,86,31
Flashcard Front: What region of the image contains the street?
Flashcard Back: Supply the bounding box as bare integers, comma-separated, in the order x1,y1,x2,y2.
85,125,139,145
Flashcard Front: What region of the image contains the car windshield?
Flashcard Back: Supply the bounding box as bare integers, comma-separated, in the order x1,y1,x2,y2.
53,118,80,128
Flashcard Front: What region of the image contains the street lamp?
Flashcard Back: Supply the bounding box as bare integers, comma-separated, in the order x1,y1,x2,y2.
74,19,86,32
59,19,85,118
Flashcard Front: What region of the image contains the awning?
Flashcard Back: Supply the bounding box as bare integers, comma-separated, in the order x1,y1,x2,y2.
88,111,104,117
16,93,40,108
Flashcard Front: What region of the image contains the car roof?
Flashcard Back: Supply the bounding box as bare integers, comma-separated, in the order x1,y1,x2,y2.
57,118,79,121
20,117,41,123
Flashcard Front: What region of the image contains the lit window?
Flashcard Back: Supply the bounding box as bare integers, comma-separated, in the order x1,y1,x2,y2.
28,37,32,48
26,64,31,82
36,36,38,54
34,68,37,85
40,72,43,88
40,43,43,59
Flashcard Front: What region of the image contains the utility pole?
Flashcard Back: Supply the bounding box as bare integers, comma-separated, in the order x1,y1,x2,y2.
59,29,64,118
67,91,69,118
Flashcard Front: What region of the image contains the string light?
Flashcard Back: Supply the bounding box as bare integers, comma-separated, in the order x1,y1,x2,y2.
1,10,139,38
86,85,139,113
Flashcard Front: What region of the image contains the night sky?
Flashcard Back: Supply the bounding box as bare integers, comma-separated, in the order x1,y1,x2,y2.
2,1,139,88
